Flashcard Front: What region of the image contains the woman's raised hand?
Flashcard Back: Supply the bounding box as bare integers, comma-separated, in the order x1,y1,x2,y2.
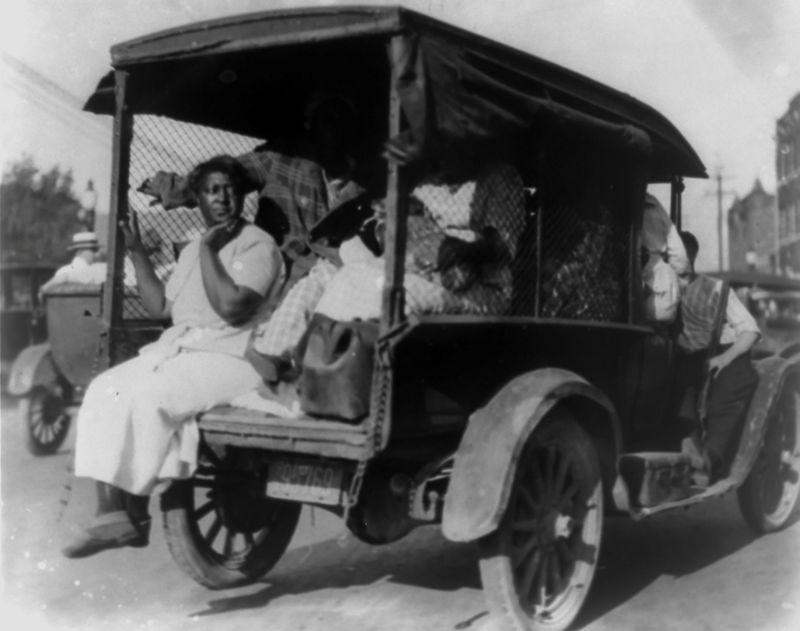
119,210,146,255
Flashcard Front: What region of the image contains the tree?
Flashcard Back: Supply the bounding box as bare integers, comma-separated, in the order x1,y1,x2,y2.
1,156,83,264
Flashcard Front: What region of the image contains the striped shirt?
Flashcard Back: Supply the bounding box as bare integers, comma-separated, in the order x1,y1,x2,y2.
678,275,760,353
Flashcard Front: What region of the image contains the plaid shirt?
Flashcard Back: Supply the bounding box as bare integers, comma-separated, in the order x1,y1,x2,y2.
677,276,760,353
678,275,724,352
252,258,338,357
239,151,328,257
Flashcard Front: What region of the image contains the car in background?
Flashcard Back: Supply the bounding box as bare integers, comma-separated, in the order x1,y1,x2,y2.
1,262,56,387
711,271,800,358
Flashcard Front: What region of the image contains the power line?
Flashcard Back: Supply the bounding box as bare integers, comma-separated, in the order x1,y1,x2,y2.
2,52,109,135
2,52,84,109
4,77,110,148
4,72,110,135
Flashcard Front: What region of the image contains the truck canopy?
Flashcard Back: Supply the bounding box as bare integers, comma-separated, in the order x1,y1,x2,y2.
84,5,706,183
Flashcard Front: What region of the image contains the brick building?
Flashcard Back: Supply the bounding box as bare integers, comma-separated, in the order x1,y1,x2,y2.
727,179,777,272
777,92,800,277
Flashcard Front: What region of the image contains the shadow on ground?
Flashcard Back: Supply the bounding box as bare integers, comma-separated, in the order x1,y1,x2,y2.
190,525,481,619
188,498,777,629
575,504,763,628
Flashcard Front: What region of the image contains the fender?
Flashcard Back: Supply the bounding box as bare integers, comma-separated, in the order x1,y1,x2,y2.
442,368,620,542
730,353,800,482
777,339,800,360
6,344,57,396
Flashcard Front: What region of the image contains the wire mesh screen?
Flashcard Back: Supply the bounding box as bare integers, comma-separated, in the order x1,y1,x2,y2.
511,194,629,321
122,115,263,320
398,164,527,317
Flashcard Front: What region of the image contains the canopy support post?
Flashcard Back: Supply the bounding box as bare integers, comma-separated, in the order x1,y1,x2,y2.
381,36,409,332
102,70,133,370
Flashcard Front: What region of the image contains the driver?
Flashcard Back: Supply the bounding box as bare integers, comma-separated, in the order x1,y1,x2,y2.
63,155,285,559
39,231,106,293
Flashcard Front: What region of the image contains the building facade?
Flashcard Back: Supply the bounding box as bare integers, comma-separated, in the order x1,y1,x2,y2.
777,92,800,278
727,179,777,273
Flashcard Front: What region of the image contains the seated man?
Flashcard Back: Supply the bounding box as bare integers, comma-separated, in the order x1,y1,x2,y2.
63,155,285,558
40,231,107,293
676,231,760,484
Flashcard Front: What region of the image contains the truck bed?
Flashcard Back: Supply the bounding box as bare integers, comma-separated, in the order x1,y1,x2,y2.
197,406,370,460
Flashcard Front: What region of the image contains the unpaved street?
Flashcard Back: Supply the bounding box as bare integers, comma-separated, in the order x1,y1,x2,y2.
2,396,799,631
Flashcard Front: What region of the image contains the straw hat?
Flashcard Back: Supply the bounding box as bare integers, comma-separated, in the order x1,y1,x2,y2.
67,231,100,251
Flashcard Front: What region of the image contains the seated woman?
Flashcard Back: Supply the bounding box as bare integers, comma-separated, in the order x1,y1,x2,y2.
63,155,285,559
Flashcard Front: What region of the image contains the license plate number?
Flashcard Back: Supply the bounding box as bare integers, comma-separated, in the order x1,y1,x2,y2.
266,459,343,506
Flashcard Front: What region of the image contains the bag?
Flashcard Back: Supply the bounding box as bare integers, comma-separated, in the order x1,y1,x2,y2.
643,254,680,323
297,314,379,422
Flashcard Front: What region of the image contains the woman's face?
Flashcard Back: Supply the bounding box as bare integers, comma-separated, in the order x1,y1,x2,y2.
197,171,243,227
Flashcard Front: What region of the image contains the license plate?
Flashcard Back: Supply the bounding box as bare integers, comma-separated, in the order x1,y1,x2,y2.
266,459,343,506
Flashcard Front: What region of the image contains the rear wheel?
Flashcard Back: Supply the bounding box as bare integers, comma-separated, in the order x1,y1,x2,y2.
738,375,800,533
20,386,71,455
162,444,301,589
478,414,603,631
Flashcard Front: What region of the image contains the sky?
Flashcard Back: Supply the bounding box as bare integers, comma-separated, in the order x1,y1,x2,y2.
1,0,799,271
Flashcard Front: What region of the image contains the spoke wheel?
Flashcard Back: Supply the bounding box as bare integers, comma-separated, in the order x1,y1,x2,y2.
20,386,71,456
163,444,301,589
479,414,603,631
738,376,800,533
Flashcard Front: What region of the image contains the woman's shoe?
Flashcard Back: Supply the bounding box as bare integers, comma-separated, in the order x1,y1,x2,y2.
62,510,150,559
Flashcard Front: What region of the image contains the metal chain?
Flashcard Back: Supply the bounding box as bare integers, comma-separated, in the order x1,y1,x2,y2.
339,339,393,535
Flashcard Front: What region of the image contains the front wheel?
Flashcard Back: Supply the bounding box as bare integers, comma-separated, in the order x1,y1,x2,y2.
478,413,604,631
162,445,301,589
20,386,71,455
738,375,800,533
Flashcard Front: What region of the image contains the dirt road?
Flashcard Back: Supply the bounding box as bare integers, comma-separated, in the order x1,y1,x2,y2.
2,397,799,631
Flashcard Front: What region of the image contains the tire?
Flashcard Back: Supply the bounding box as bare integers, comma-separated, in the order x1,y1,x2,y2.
162,444,301,589
478,413,604,631
738,375,800,534
20,386,71,456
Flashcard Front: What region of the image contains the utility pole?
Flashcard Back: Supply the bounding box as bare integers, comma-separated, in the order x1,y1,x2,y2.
706,167,735,272
716,171,724,271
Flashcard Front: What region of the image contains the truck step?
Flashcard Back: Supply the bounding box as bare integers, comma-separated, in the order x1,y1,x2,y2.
618,452,695,508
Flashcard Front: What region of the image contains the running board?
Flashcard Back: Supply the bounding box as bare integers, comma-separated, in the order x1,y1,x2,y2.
626,479,737,519
613,451,738,518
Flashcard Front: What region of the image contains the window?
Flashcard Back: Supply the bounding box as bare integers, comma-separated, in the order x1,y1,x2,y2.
778,140,791,180
795,202,800,236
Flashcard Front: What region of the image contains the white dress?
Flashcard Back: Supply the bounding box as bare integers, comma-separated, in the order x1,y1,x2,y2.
73,225,284,495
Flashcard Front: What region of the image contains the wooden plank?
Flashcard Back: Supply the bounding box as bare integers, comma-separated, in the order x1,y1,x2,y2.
198,407,369,459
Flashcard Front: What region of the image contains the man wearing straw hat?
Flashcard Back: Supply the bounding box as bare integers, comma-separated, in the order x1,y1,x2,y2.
40,231,107,293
